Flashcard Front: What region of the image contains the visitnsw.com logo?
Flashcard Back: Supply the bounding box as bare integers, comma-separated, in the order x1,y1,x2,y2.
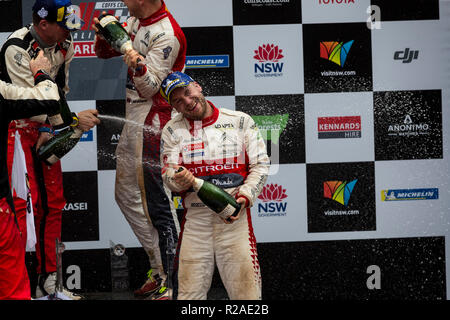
323,179,357,206
257,184,288,217
253,44,285,78
307,162,375,232
319,40,357,77
320,40,354,67
323,179,360,216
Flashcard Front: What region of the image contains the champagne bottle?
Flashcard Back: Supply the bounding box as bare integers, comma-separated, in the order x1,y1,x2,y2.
37,126,83,165
177,168,241,221
96,14,133,54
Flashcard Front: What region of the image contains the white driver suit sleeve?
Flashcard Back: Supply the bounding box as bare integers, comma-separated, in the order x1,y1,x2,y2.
132,23,182,100
3,29,74,123
160,114,185,193
234,113,270,207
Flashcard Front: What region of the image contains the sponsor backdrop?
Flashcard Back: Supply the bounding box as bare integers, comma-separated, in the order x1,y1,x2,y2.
0,0,449,299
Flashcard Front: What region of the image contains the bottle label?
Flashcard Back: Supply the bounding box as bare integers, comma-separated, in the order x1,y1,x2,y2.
192,178,204,192
218,204,235,220
120,41,133,53
99,15,117,28
47,154,60,165
70,127,83,139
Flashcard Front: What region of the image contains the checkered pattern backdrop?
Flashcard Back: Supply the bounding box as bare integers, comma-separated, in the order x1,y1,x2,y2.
1,0,449,298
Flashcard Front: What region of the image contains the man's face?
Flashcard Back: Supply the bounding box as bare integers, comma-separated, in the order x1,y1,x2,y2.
42,21,70,44
170,83,210,121
122,0,141,18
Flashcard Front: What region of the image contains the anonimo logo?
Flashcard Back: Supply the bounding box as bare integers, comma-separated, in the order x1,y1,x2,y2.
387,114,430,137
253,44,284,77
257,183,288,217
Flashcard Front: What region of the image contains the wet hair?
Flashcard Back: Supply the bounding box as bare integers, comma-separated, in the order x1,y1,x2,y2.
32,12,44,25
32,11,57,26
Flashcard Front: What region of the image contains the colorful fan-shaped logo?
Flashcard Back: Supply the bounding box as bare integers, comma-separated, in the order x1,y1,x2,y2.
254,44,284,62
320,40,354,67
258,184,287,202
323,179,357,206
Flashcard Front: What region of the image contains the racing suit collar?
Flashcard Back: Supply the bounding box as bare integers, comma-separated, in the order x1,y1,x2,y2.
188,101,219,136
139,1,168,26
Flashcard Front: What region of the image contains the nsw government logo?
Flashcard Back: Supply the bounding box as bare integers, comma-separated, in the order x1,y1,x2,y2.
253,44,284,78
257,184,288,217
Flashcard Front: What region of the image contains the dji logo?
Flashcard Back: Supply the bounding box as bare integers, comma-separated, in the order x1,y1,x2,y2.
394,48,419,63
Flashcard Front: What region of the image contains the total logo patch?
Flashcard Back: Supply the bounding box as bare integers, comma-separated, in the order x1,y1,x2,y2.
182,142,205,152
182,142,205,159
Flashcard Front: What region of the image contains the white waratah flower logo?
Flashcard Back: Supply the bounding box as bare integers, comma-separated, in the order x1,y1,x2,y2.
37,7,48,19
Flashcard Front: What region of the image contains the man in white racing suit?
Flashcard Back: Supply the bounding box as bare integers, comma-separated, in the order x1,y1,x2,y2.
160,72,270,300
0,51,66,300
0,0,98,299
93,0,186,298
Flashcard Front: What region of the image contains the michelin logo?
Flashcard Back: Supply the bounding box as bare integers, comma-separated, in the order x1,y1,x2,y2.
185,55,230,69
381,188,439,201
80,130,93,142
